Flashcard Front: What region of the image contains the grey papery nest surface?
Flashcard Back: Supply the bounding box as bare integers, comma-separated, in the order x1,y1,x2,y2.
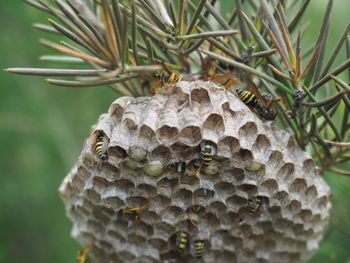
60,81,331,263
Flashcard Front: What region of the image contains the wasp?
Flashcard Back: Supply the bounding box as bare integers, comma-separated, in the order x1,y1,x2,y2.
90,131,109,161
248,197,262,214
188,159,202,177
120,199,152,225
194,240,205,259
76,243,94,263
210,71,277,121
150,72,183,94
236,87,277,120
200,141,216,166
95,135,108,160
176,231,189,253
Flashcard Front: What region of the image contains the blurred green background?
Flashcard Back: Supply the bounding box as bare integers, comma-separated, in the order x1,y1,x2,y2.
0,1,349,263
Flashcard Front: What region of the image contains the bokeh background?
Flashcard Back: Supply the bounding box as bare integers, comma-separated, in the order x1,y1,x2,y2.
0,1,349,262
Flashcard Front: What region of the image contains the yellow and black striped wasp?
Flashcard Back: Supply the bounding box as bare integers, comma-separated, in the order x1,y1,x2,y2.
90,131,109,162
210,72,277,121
120,199,152,226
188,141,216,177
248,196,262,214
200,140,217,166
193,240,205,259
176,231,190,253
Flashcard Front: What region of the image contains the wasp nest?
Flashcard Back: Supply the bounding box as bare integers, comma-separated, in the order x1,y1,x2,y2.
60,81,331,263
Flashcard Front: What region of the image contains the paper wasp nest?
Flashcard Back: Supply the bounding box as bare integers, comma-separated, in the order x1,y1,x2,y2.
60,81,331,263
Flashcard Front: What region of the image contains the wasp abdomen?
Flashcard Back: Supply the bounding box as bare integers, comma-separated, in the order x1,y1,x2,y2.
176,231,189,253
248,197,262,214
236,88,259,107
194,240,205,258
237,88,276,121
200,141,216,166
95,136,108,161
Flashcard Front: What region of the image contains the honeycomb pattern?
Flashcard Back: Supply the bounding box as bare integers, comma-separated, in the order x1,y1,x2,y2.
60,81,331,263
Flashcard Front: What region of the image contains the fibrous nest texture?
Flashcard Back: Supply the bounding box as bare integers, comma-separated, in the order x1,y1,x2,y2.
60,81,331,263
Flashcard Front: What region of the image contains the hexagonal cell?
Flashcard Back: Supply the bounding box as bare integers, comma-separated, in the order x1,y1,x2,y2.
169,143,197,161
237,148,253,163
302,158,317,175
108,145,128,163
149,237,169,253
128,146,148,162
148,195,171,214
85,189,102,203
287,200,302,215
99,162,120,180
217,136,240,158
92,176,110,192
139,210,161,226
255,220,274,234
161,205,184,224
226,194,247,211
298,209,313,222
203,113,225,134
178,174,200,187
172,189,192,208
77,165,92,181
156,177,178,197
158,125,178,140
112,179,135,199
178,126,202,145
123,117,138,135
273,191,290,207
118,250,136,262
237,183,258,195
201,212,219,229
220,211,240,230
134,184,157,199
253,134,271,153
289,178,307,195
238,122,258,141
71,205,90,219
193,188,215,203
143,160,165,177
259,179,278,195
317,196,329,210
216,250,237,263
139,124,156,143
305,185,318,202
71,173,85,190
222,101,238,118
127,233,147,246
153,221,176,238
214,181,236,197
108,100,128,120
268,206,282,220
278,163,295,183
92,209,111,225
267,150,284,169
87,219,105,234
108,230,126,243
150,146,172,163
274,218,294,233
191,87,211,106
207,201,227,216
